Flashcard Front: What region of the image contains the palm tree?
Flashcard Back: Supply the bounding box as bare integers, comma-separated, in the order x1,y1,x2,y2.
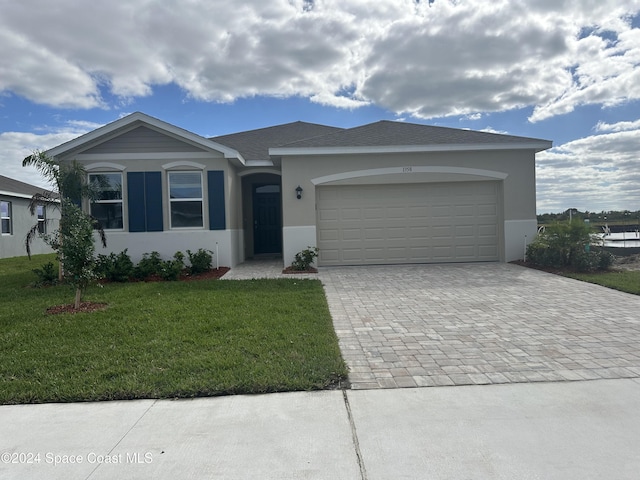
22,151,106,278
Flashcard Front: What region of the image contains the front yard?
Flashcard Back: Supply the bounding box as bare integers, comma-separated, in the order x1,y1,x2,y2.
0,255,347,405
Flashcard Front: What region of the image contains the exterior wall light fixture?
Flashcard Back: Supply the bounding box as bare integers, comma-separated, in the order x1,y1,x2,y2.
295,185,303,199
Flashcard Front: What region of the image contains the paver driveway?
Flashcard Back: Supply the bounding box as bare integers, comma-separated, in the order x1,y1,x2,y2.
319,263,640,389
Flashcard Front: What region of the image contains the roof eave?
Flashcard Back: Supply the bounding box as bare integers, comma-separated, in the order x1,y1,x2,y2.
270,141,553,156
0,190,37,200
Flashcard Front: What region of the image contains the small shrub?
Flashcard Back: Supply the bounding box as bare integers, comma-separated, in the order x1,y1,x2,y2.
134,251,164,279
291,247,319,271
526,220,613,272
571,249,614,273
95,250,134,282
598,250,615,270
32,262,58,286
161,251,185,281
186,248,213,275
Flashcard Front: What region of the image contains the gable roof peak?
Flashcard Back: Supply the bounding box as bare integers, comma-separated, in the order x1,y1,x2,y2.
45,112,243,161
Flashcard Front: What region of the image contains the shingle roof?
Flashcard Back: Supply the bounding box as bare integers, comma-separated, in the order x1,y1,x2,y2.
211,121,344,160
279,120,551,148
0,175,50,198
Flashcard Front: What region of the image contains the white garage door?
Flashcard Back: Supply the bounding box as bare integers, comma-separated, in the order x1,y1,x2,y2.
316,182,499,266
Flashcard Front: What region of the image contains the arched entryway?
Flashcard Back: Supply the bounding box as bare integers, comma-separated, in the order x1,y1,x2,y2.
242,173,282,258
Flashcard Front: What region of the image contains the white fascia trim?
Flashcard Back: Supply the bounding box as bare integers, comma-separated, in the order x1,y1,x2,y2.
46,112,246,163
312,166,508,185
162,161,206,170
0,190,34,200
245,159,275,167
85,162,126,171
271,142,552,156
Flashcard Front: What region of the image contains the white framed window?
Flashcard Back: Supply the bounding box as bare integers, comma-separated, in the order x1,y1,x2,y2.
37,205,46,234
168,171,203,228
1,201,11,235
89,173,123,229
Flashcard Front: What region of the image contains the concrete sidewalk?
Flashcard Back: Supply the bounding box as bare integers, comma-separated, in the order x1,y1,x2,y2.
2,378,640,479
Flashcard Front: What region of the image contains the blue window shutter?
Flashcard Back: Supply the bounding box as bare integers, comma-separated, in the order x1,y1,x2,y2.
127,172,146,232
208,170,225,230
144,172,163,232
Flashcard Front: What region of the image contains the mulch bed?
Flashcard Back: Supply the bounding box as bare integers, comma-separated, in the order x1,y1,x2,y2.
139,267,231,283
509,260,570,275
46,302,108,315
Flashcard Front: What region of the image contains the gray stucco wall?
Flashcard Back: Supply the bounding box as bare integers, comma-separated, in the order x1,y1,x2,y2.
0,194,59,259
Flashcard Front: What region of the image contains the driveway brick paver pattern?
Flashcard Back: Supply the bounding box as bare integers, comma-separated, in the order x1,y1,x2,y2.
319,263,640,389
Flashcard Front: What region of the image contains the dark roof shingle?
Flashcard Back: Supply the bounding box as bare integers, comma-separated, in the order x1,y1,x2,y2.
279,120,551,148
211,121,344,160
0,175,49,197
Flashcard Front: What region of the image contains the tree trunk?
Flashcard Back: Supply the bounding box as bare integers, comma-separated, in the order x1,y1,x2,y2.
58,230,64,282
74,287,82,310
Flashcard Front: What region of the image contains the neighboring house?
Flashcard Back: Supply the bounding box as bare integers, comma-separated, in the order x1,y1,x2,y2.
45,112,551,268
0,175,59,259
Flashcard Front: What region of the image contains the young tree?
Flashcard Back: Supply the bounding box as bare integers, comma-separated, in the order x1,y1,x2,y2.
44,199,99,308
22,151,106,280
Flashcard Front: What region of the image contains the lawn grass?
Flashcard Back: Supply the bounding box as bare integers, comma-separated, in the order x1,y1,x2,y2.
565,270,640,296
0,254,347,404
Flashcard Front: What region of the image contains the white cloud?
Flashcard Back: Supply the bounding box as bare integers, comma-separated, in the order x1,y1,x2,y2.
0,123,92,188
0,0,638,120
536,126,640,212
480,126,508,135
596,118,640,132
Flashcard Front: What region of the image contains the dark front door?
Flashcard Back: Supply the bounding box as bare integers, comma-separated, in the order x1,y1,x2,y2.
253,185,282,254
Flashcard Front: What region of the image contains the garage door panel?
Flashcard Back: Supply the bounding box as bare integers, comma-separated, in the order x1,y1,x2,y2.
479,245,498,257
478,204,497,216
386,227,406,239
342,248,364,261
341,208,361,220
318,208,339,221
478,224,497,236
386,207,405,218
408,226,429,238
319,249,340,262
362,248,384,260
409,206,428,218
317,182,499,265
319,228,339,241
342,228,362,240
433,245,453,257
455,205,476,216
455,225,475,237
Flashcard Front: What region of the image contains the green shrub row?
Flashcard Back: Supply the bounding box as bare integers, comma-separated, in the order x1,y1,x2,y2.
94,248,213,282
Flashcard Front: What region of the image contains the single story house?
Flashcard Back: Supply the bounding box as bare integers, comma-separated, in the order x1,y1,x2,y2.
0,175,59,259
45,112,551,267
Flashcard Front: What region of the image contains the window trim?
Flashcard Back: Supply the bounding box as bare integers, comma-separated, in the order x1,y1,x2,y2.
168,171,204,230
1,200,11,235
88,172,124,231
36,205,46,234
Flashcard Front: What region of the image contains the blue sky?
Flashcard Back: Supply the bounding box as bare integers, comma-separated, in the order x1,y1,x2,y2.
1,0,639,213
